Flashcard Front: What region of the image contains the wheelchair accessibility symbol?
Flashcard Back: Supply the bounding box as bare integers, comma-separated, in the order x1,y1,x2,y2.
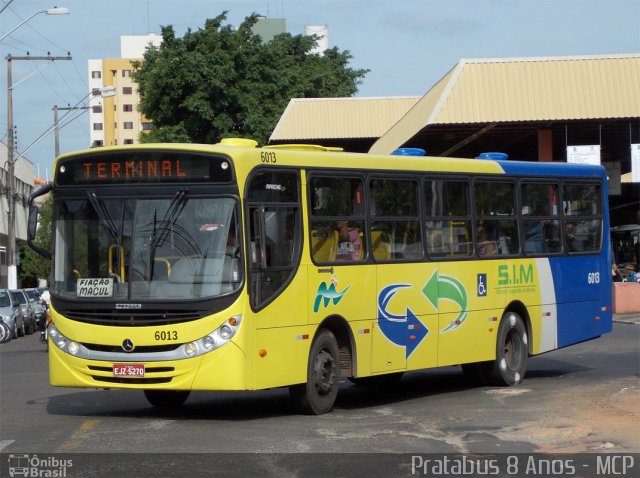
477,273,487,297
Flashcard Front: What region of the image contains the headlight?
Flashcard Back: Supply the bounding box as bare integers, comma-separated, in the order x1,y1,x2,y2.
48,324,77,355
180,314,243,358
67,341,80,355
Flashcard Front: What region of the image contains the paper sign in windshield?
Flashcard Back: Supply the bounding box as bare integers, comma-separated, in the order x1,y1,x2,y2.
77,278,114,297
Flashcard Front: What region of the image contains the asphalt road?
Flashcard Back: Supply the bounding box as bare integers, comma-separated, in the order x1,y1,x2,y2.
0,322,638,476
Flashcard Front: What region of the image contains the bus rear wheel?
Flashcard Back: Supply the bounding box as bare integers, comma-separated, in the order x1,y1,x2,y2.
144,390,190,409
289,329,339,415
488,312,528,386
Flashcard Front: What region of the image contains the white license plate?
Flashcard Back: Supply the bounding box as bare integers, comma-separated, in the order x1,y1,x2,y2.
113,364,145,377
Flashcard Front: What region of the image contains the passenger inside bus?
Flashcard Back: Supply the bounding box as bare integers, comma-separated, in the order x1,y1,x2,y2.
565,221,584,252
335,220,361,260
522,206,545,253
476,224,497,256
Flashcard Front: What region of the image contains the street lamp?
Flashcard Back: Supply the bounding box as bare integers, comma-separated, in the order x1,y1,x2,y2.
3,6,70,290
0,7,70,42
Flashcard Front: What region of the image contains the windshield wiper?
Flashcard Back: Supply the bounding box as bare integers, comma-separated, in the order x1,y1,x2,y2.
87,192,119,242
149,190,188,248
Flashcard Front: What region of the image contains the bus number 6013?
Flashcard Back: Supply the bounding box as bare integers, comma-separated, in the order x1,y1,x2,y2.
260,151,277,163
155,330,178,341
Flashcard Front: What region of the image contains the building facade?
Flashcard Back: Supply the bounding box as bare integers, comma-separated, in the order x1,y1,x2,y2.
88,34,161,148
0,141,37,288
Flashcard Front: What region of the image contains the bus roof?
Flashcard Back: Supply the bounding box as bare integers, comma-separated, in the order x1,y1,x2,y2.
52,141,607,181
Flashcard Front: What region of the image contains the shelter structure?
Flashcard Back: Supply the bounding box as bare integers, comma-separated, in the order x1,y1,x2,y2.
270,54,640,227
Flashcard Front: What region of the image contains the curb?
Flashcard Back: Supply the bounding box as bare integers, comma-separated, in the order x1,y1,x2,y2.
613,314,640,325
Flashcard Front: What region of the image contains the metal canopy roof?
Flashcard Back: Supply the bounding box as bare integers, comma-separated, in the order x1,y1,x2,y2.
269,96,420,141
369,54,640,155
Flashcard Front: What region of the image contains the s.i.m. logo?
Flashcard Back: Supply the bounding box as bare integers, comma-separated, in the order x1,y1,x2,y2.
497,263,536,295
313,277,350,313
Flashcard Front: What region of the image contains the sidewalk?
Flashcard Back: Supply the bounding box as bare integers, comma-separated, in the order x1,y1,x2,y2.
613,312,640,325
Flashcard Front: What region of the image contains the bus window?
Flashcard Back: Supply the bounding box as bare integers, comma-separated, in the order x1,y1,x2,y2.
521,182,561,255
562,183,602,253
474,181,518,256
369,178,422,260
424,179,472,258
309,176,366,263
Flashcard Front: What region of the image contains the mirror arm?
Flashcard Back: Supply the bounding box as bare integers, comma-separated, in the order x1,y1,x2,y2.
27,183,53,260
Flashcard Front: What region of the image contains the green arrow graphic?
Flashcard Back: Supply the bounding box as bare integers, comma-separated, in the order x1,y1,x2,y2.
422,271,468,333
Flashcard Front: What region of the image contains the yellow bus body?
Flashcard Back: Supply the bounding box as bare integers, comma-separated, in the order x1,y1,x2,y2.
44,142,610,405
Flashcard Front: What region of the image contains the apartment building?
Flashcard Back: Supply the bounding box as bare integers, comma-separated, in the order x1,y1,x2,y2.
88,34,161,148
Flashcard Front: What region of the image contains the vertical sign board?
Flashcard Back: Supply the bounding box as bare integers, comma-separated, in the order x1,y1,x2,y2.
567,145,601,165
632,144,640,183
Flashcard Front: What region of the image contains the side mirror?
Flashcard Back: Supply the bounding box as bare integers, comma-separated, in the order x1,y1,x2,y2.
27,183,53,260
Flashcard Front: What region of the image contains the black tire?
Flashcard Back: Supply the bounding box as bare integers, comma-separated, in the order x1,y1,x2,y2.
349,372,404,387
289,329,340,415
144,390,190,409
12,321,19,339
488,312,528,386
18,319,26,337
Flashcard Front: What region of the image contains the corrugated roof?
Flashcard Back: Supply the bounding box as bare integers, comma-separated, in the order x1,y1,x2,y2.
370,54,640,154
269,96,420,141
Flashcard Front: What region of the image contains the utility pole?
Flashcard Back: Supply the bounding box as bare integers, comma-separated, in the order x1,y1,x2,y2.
52,104,89,158
5,53,71,289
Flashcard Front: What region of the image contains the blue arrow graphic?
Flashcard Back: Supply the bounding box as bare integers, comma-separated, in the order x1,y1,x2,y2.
377,284,429,358
406,308,428,357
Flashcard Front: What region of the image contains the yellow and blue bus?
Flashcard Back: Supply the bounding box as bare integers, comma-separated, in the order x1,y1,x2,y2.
28,139,612,414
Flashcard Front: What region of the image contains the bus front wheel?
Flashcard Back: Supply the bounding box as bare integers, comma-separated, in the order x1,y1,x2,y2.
144,390,190,409
289,329,339,415
489,312,528,386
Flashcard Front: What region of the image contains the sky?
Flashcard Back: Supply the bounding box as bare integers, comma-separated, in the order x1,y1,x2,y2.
1,0,639,178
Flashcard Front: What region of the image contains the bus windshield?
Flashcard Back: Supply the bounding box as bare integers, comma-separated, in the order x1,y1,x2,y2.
52,194,240,301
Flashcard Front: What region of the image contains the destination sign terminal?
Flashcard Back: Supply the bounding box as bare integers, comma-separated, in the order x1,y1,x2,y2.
56,151,232,185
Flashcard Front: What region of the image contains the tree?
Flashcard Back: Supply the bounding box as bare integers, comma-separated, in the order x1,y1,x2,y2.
132,12,368,145
20,195,52,286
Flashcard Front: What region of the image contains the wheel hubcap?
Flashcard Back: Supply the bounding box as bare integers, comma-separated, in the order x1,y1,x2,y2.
504,329,523,371
313,349,336,396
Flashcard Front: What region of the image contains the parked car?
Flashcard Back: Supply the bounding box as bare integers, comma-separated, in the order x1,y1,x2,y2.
9,290,35,335
0,288,23,339
24,288,47,331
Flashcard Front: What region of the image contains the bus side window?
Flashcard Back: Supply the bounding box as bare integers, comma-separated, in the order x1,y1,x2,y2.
369,177,421,261
309,175,366,263
424,179,471,259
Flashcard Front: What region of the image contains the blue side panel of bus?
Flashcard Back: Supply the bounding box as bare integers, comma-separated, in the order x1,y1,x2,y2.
549,256,612,348
496,159,612,347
